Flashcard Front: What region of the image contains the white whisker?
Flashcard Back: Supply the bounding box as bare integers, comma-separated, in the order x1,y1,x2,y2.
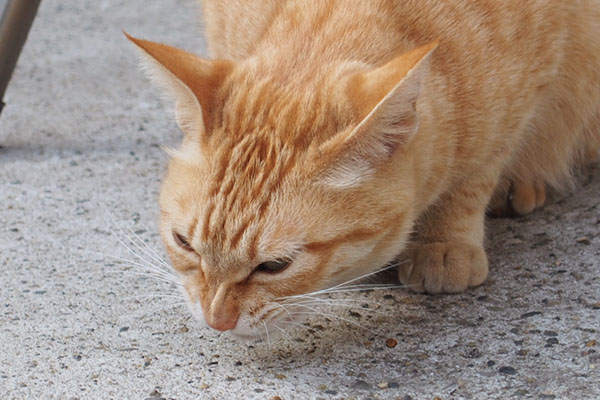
86,249,179,284
105,211,171,270
102,270,181,287
253,324,264,343
102,219,171,279
271,323,295,345
262,320,272,348
268,302,295,321
309,285,402,295
284,294,385,307
125,225,171,268
288,284,400,299
278,262,403,301
121,293,184,302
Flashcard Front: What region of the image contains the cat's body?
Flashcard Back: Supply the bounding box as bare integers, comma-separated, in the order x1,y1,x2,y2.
204,0,600,210
128,0,600,337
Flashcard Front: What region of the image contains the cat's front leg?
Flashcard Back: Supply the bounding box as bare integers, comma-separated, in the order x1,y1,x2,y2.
398,174,498,294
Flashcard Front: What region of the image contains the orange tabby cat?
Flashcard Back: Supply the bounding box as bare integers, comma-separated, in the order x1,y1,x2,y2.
127,0,600,337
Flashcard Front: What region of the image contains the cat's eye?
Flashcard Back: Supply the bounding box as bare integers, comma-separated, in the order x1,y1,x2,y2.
255,259,290,273
172,231,194,252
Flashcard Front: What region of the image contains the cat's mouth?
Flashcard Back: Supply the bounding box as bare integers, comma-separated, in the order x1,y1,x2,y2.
227,312,299,342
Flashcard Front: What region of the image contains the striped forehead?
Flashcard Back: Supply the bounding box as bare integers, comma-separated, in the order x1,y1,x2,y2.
193,71,343,260
219,65,345,144
199,136,294,257
196,91,297,258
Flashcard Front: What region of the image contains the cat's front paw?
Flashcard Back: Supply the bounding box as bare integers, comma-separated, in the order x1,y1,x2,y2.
398,242,488,294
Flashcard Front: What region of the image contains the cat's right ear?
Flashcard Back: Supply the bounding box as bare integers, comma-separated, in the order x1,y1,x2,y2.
125,33,233,137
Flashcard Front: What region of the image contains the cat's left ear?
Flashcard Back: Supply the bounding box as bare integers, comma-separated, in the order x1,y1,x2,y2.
125,33,233,137
318,41,438,188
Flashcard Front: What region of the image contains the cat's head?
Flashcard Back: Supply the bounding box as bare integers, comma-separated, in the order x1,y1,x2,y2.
128,34,436,339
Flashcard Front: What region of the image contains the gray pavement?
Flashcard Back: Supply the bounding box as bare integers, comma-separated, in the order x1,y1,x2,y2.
1,1,599,399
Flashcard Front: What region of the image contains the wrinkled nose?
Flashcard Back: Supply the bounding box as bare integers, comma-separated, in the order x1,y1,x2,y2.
205,312,239,332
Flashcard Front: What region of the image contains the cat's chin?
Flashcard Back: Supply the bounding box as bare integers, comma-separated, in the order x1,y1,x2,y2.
228,317,274,342
228,330,264,342
185,303,272,341
229,314,302,342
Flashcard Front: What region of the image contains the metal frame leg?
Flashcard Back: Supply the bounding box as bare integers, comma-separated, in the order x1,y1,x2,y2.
0,0,41,116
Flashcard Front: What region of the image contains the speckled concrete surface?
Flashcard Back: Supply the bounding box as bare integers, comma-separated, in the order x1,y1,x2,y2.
1,1,599,399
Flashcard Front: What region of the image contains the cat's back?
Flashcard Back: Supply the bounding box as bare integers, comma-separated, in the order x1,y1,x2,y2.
202,0,600,63
202,0,283,59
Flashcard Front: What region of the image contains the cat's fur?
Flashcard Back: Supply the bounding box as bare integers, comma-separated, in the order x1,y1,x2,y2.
128,0,600,337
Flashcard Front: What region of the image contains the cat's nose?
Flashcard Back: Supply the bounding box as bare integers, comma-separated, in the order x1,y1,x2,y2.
205,282,240,331
205,312,239,331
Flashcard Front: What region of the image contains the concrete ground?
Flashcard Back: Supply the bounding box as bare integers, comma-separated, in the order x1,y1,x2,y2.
1,1,599,399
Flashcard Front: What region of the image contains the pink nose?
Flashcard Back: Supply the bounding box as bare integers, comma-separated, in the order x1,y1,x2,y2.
205,313,239,332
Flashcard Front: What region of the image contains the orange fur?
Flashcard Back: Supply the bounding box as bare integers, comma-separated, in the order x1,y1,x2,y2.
128,0,600,337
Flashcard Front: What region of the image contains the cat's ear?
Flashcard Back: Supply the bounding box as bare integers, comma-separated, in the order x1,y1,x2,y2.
125,33,233,136
319,41,438,188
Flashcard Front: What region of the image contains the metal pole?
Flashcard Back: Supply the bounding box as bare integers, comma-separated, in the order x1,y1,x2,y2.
0,0,41,116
